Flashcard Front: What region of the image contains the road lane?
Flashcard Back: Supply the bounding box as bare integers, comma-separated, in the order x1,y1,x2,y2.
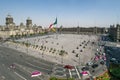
0,45,55,80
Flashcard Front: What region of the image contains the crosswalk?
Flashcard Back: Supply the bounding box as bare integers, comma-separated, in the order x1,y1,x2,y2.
75,66,81,79
53,65,81,79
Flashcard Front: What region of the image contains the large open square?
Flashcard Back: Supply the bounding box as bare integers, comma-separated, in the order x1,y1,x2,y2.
0,0,120,79
7,34,99,66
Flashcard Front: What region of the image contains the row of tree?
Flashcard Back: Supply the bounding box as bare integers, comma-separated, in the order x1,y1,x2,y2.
12,41,68,56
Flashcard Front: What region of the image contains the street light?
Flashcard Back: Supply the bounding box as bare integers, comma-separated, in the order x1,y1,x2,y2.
79,53,81,66
61,46,64,65
27,39,28,54
61,55,63,65
41,40,44,59
26,32,29,54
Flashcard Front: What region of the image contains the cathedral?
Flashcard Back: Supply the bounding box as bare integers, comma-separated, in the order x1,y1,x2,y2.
0,15,43,39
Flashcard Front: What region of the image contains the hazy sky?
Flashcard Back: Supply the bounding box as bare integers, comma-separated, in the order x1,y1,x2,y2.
0,0,120,27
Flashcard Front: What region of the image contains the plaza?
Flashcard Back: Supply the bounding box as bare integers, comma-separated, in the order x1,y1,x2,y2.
7,34,99,66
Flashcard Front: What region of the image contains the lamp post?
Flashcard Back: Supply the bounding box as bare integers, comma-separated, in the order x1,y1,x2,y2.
41,40,44,59
61,55,63,65
79,53,81,66
26,32,29,54
27,39,28,54
61,46,64,65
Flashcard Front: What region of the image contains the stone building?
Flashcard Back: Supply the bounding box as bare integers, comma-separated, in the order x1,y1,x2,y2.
26,17,32,28
109,24,120,42
6,14,14,26
0,15,43,39
5,15,16,30
58,26,106,34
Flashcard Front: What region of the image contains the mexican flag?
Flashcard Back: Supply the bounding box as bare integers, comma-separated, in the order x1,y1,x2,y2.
49,18,57,32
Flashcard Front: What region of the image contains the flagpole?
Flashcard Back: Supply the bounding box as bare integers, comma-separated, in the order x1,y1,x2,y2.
56,17,58,39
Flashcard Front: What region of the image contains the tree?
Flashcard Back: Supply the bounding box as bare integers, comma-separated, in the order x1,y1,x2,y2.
40,45,43,50
50,77,57,80
59,50,65,56
76,47,79,49
76,54,78,57
36,45,38,48
72,50,75,53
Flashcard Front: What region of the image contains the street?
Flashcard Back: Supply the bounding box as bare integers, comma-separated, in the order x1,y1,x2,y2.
0,44,82,80
0,45,54,80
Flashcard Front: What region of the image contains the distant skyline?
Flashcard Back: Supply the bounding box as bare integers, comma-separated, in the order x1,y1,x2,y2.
0,0,120,27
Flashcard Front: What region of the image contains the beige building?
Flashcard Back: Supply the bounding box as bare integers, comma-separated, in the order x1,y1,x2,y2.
26,17,32,28
58,26,106,34
0,15,43,39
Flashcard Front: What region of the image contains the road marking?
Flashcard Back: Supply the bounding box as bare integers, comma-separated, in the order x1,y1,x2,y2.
25,61,50,71
1,76,5,79
14,72,27,80
14,63,31,74
75,66,81,79
32,59,53,67
68,69,72,78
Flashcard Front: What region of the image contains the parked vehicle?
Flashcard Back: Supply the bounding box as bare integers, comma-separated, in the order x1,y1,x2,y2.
81,66,89,71
100,61,104,65
92,64,98,68
86,62,93,66
110,58,118,64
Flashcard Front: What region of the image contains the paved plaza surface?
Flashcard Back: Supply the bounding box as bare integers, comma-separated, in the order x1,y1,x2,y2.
6,34,99,66
0,34,106,80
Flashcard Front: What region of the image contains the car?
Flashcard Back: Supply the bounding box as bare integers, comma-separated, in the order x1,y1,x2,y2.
101,44,105,46
81,66,89,71
110,58,118,64
92,64,98,68
86,62,93,66
106,49,111,53
10,64,16,69
80,50,83,52
31,71,42,77
100,61,104,65
83,46,85,48
64,65,74,69
110,58,116,61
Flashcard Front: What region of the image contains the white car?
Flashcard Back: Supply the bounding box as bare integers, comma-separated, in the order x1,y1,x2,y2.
110,58,118,63
110,58,116,61
86,62,93,66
